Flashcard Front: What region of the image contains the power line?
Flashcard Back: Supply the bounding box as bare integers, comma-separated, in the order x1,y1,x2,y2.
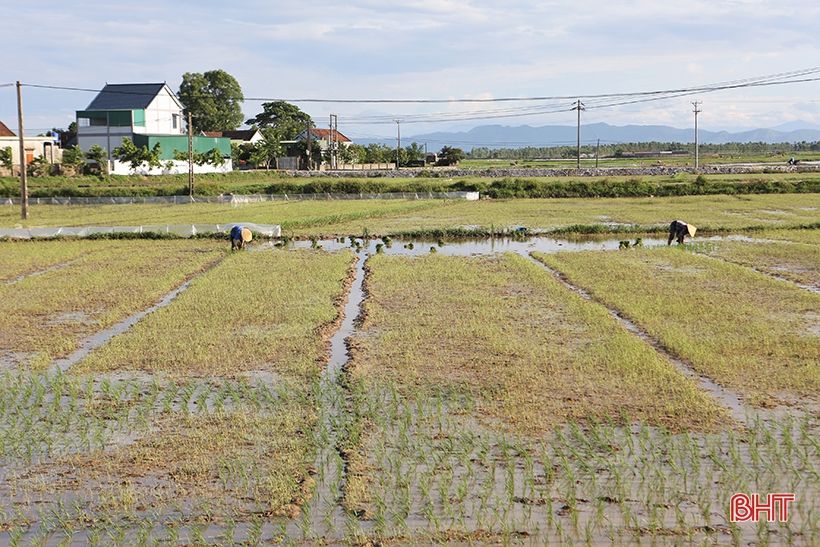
19,66,820,105
13,68,820,128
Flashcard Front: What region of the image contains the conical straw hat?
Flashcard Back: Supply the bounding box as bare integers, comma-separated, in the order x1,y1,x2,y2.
241,228,253,242
687,224,697,237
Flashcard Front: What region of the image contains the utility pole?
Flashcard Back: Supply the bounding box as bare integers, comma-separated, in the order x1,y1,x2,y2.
329,114,338,169
16,81,28,220
692,101,702,170
595,138,600,169
187,111,194,197
395,119,401,171
572,99,585,169
305,120,312,171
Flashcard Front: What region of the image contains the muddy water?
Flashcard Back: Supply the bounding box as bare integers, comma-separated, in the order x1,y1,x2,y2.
295,252,368,540
252,233,771,258
279,234,672,255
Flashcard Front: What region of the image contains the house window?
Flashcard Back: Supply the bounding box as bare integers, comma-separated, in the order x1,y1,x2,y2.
172,114,179,129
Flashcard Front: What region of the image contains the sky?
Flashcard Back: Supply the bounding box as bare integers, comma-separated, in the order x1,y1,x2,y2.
2,0,820,143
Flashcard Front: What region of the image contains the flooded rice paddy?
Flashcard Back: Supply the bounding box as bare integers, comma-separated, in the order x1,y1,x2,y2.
1,233,817,544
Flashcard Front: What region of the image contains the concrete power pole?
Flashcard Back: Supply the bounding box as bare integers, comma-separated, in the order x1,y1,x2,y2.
305,121,312,171
187,111,194,197
329,114,338,169
16,81,28,220
692,101,702,171
595,138,600,168
395,120,401,171
572,99,585,169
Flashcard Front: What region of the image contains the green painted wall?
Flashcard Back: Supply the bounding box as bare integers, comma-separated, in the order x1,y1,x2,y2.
132,134,231,160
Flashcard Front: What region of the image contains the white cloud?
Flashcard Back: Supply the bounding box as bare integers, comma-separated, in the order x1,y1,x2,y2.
3,0,820,136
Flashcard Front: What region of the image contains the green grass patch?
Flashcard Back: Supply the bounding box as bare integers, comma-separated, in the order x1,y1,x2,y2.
536,247,820,405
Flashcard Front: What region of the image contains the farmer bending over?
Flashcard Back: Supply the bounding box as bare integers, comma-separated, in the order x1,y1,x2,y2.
230,225,245,251
667,220,696,245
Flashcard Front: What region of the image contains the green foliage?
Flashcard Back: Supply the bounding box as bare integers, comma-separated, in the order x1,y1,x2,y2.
178,69,245,132
26,156,51,177
245,101,312,140
85,145,108,176
468,140,820,160
61,145,86,173
113,138,162,173
437,146,465,166
173,147,227,167
0,147,11,170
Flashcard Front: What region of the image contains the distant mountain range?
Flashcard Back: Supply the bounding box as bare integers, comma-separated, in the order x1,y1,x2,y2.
358,122,820,151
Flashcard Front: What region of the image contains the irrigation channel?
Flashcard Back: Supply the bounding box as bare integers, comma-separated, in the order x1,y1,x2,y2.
252,233,807,543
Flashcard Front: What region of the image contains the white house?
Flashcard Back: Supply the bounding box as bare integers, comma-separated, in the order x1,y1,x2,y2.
76,83,231,175
0,120,61,172
295,128,353,151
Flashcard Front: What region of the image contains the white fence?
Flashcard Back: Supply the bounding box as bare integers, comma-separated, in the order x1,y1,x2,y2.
0,223,282,239
2,191,479,206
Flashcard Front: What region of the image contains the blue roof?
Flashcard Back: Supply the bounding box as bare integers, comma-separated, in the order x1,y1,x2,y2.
86,83,168,110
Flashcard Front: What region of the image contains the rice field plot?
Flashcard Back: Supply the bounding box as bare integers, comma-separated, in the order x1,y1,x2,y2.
75,249,354,381
300,193,820,237
339,383,817,544
536,247,820,407
326,253,819,544
754,227,820,245
692,238,820,290
0,240,224,370
0,249,355,544
349,253,723,432
0,199,448,232
0,240,100,283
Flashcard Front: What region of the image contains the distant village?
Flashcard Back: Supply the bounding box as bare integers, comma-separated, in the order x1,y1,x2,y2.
1,79,460,178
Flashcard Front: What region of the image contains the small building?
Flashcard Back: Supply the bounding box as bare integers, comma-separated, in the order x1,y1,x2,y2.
295,128,352,151
76,83,231,175
203,129,264,146
0,120,61,172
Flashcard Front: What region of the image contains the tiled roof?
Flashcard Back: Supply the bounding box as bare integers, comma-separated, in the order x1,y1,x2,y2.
309,128,351,142
86,83,167,110
0,120,15,137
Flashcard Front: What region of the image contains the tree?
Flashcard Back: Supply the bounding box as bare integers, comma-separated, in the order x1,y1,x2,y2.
178,69,244,132
0,147,11,171
85,145,109,176
174,147,227,167
245,101,312,140
404,142,425,166
248,129,283,170
61,145,86,175
113,138,162,173
437,146,464,166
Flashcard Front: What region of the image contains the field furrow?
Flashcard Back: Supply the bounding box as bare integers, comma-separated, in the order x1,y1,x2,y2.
536,247,820,406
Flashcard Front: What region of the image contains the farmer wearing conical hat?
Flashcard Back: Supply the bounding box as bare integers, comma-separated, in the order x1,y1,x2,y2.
667,220,697,245
230,225,253,250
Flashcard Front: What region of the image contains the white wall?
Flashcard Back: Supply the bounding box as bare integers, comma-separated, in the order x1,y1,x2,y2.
144,87,184,135
0,136,61,165
111,158,233,176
